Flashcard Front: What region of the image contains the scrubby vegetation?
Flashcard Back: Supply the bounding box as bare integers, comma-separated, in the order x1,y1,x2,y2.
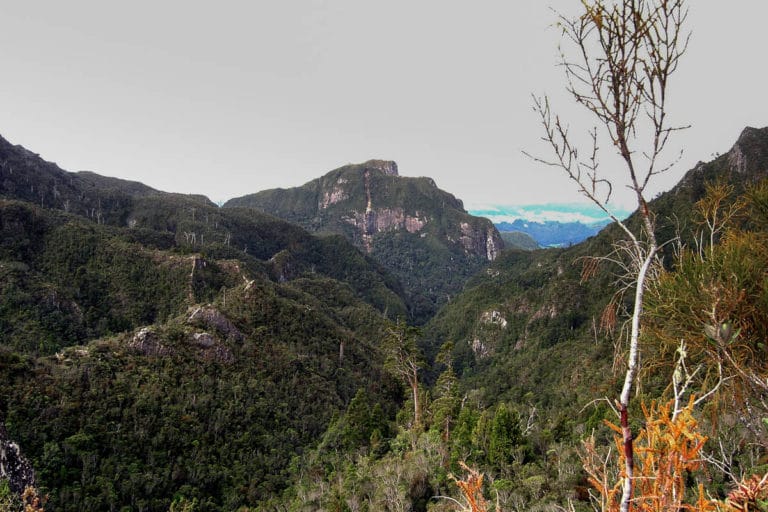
2,7,768,504
3,128,768,510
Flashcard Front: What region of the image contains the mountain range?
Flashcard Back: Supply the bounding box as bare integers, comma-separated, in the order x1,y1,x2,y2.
493,218,608,248
1,126,767,511
471,203,633,248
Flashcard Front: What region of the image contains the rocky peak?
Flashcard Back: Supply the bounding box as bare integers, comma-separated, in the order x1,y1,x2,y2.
362,160,398,176
727,126,768,178
223,159,503,322
187,306,244,342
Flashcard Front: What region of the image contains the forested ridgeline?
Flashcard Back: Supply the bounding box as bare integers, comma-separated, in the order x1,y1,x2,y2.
2,123,768,511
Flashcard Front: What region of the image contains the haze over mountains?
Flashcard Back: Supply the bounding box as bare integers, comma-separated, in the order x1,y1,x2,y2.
473,203,633,248
1,127,768,510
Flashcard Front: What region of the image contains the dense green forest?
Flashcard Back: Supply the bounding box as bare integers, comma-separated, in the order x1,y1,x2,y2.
267,129,768,511
2,113,768,510
1,125,767,511
0,133,411,511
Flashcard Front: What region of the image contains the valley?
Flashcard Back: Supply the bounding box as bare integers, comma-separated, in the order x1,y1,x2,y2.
1,126,768,511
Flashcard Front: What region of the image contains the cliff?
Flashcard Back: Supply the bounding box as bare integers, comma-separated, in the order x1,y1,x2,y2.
225,160,503,322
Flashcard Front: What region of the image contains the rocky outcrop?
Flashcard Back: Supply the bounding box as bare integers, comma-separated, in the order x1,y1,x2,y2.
364,159,399,176
485,228,502,261
458,223,502,261
319,176,349,209
681,126,768,190
346,207,430,237
0,422,35,495
187,306,244,342
130,324,235,363
480,309,508,328
129,327,170,356
188,332,234,363
727,126,768,178
470,337,492,359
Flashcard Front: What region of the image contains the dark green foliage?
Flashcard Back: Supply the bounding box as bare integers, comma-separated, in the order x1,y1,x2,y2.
371,230,488,324
3,127,768,511
1,268,397,511
498,230,540,250
0,135,416,510
322,388,392,454
0,193,406,355
487,404,533,471
0,204,201,354
429,366,460,441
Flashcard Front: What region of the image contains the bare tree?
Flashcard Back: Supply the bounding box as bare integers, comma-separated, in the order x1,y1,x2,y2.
528,1,689,510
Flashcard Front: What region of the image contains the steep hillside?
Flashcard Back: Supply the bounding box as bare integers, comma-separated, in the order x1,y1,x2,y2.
0,134,414,510
224,160,503,323
1,272,401,511
498,230,539,250
0,136,408,324
383,127,768,507
428,126,768,403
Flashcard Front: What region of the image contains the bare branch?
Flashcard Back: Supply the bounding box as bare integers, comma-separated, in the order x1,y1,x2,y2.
530,2,690,510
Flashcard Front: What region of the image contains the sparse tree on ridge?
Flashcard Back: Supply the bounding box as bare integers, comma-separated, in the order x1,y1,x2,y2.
383,320,425,433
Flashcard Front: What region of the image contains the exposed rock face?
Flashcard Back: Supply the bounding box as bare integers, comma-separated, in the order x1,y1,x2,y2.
192,332,216,347
129,327,170,356
470,337,492,359
480,309,508,328
130,323,235,362
346,207,429,236
187,306,244,342
681,126,768,190
458,223,502,261
727,126,768,178
188,332,234,363
486,229,501,261
319,177,349,209
364,159,398,176
0,422,35,495
224,159,504,321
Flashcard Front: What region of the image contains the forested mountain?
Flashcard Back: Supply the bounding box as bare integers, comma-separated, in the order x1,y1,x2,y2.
273,127,768,510
0,134,409,510
224,160,503,323
498,230,540,251
2,128,768,511
409,126,768,506
0,135,408,324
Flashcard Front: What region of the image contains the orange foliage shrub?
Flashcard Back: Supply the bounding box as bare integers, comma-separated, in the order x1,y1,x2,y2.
582,397,720,511
450,462,490,512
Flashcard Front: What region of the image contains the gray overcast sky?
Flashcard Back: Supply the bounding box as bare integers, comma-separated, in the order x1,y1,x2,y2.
1,1,767,210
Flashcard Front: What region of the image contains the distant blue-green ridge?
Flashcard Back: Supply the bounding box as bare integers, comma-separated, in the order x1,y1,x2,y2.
468,203,632,225
469,203,632,248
